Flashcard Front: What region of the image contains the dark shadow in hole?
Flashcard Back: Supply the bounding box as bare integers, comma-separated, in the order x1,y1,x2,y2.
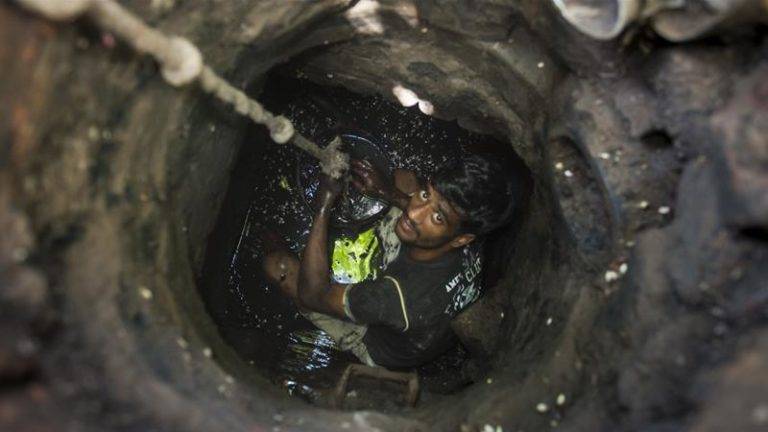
640,129,674,150
739,225,768,243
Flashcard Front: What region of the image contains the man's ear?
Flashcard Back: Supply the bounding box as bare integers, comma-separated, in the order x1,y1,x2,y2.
450,233,476,248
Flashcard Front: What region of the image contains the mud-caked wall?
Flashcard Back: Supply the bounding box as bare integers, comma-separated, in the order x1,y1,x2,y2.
1,1,768,432
0,1,403,431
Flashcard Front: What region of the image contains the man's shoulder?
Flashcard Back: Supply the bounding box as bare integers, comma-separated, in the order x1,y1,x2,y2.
383,243,483,316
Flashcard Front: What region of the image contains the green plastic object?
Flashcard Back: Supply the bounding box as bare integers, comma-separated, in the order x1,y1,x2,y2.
331,227,380,284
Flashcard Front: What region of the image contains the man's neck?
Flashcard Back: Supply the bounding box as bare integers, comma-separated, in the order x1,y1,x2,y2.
407,244,456,262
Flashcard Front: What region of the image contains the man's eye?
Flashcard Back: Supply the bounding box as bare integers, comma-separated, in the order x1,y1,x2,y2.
419,190,429,201
432,212,444,224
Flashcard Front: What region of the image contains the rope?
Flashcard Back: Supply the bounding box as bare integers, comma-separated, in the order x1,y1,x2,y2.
14,0,349,178
197,66,294,143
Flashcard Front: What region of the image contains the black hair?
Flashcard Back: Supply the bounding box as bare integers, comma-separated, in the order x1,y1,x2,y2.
431,154,516,236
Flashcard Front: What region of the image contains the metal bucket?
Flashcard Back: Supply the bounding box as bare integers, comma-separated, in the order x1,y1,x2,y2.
296,133,392,231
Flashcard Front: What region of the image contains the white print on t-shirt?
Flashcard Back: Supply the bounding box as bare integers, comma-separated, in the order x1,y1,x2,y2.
445,274,460,292
444,246,483,316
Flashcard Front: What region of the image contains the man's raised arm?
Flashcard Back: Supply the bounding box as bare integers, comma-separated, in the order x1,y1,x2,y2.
296,174,348,318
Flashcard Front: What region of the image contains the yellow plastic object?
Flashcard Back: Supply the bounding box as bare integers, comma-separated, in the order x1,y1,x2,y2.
331,228,380,284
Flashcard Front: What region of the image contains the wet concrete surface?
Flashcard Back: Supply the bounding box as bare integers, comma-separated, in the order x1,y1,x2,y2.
198,73,509,403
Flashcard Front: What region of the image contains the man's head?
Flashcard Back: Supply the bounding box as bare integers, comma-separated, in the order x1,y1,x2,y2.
394,154,515,251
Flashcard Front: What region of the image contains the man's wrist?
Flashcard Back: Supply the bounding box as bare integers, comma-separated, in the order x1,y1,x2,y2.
316,202,333,218
315,189,338,214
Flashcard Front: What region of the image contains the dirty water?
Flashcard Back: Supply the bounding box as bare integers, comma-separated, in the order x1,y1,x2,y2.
198,73,508,402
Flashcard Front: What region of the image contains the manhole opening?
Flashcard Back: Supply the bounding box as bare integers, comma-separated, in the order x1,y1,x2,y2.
197,70,538,408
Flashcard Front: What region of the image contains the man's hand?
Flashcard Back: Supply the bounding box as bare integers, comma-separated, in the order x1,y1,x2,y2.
351,159,395,201
316,173,344,211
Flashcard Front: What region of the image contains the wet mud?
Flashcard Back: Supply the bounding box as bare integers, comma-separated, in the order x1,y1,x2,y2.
198,73,509,402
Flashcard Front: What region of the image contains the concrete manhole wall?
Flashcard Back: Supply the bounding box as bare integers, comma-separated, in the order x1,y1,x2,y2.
1,1,767,432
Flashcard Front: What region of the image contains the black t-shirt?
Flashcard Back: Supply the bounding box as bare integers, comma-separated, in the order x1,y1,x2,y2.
344,242,483,368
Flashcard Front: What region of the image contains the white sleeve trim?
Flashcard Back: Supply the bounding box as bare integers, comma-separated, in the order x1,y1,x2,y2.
342,284,356,321
384,276,410,332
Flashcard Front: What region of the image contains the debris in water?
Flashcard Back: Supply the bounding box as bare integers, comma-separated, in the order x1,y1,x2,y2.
202,347,213,358
87,126,100,141
556,393,566,406
619,263,628,274
604,270,619,282
599,151,610,160
637,200,649,209
658,206,671,215
176,337,189,349
563,169,574,178
536,402,549,413
482,425,503,432
537,61,545,68
554,161,564,170
139,286,153,300
546,317,553,326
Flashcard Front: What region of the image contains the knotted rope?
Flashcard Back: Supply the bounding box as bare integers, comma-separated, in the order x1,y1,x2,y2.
15,0,349,178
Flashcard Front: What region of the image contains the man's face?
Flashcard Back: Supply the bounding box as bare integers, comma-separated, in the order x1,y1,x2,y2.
395,183,466,249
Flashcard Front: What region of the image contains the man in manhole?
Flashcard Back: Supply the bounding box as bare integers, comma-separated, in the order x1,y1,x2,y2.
264,154,516,369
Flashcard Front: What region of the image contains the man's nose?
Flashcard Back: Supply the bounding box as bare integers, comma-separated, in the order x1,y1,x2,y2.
407,201,430,224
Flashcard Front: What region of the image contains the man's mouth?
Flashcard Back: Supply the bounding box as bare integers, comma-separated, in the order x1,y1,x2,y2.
398,215,417,235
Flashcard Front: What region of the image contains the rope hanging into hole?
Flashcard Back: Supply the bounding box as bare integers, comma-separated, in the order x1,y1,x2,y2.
15,0,349,179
